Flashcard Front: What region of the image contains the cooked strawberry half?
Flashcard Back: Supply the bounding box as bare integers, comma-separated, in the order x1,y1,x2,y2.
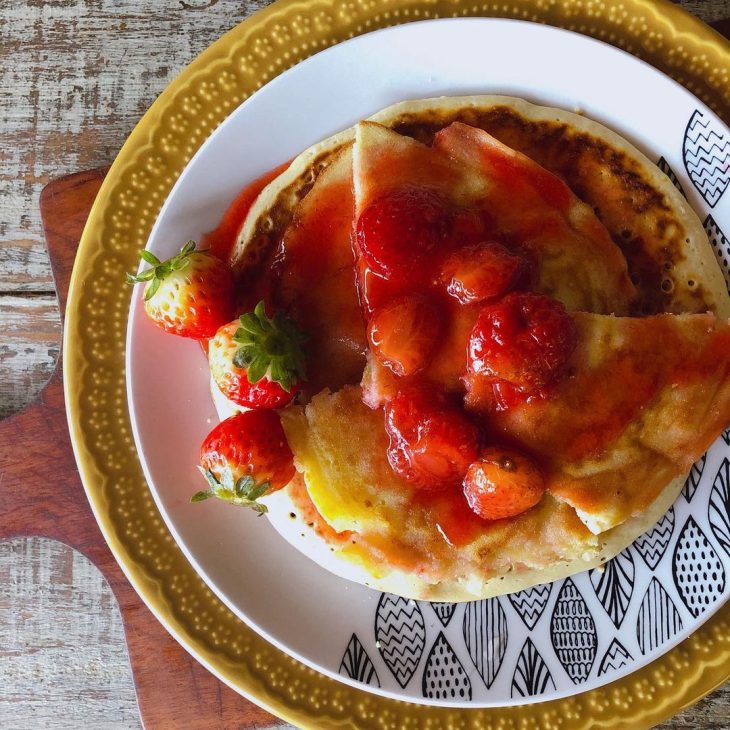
209,301,307,410
384,386,481,490
467,292,577,392
440,241,528,305
447,207,495,247
127,241,235,339
193,410,295,513
463,447,545,520
367,295,442,377
355,187,450,278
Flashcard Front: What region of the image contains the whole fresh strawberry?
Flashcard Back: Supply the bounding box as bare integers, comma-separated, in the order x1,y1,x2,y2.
192,410,296,513
209,301,307,409
126,241,234,339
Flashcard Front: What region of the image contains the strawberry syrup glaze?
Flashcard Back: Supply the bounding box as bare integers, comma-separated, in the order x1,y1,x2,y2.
196,162,290,357
354,186,561,533
201,161,290,260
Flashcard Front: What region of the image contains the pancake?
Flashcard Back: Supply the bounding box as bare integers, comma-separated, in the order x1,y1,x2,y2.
279,312,730,601
218,95,730,601
232,95,729,320
353,120,636,315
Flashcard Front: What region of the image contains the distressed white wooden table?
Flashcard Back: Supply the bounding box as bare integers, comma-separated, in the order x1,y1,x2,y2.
1,1,729,728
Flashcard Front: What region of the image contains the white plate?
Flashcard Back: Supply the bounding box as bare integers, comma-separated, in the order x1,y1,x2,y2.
126,18,730,708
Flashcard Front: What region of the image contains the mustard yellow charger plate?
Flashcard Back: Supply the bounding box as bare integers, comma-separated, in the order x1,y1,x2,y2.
64,1,730,727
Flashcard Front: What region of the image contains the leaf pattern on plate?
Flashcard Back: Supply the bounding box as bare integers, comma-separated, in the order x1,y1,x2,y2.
507,582,552,629
672,516,726,618
550,578,598,684
590,547,634,629
374,594,425,688
683,109,730,207
511,638,556,698
463,597,508,689
704,215,730,293
657,156,687,197
633,507,675,569
430,602,457,627
636,578,683,654
422,632,472,700
709,457,730,558
339,633,380,687
597,638,633,676
682,454,707,504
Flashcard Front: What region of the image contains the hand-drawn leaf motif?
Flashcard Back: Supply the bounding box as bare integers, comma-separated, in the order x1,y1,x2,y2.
657,156,687,197
511,638,556,698
590,547,634,628
636,577,683,654
672,516,726,618
709,457,730,558
682,453,707,504
722,427,730,447
507,582,552,629
597,638,633,676
430,601,457,627
422,632,472,700
633,506,675,570
550,578,598,684
703,215,730,295
374,593,425,688
683,109,730,207
463,597,508,689
339,633,380,687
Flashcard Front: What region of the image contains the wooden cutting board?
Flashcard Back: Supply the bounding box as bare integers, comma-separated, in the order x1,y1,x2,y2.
0,169,282,730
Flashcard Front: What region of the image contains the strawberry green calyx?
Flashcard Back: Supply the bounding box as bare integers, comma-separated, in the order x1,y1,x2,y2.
233,300,307,391
191,468,270,515
126,240,200,301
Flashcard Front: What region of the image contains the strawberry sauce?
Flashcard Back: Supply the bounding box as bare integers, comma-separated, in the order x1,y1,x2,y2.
351,128,579,534
202,161,290,260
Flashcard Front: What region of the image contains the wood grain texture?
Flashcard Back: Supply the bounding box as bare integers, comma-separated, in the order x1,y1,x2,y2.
0,295,60,420
0,538,140,729
1,1,729,728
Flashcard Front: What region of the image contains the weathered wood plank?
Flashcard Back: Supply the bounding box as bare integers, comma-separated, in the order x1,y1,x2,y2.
676,0,730,22
0,0,269,295
0,295,60,420
0,537,141,729
0,536,296,730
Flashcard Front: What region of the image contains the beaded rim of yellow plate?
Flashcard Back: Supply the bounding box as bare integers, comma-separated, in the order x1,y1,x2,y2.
63,1,730,727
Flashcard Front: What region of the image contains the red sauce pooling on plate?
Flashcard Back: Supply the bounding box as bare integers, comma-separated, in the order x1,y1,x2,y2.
201,161,290,260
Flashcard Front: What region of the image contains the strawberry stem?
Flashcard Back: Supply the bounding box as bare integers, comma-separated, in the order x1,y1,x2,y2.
126,241,205,301
233,301,307,391
191,468,270,514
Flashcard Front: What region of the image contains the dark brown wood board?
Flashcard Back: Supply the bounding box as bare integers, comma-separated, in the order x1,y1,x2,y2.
0,169,280,730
